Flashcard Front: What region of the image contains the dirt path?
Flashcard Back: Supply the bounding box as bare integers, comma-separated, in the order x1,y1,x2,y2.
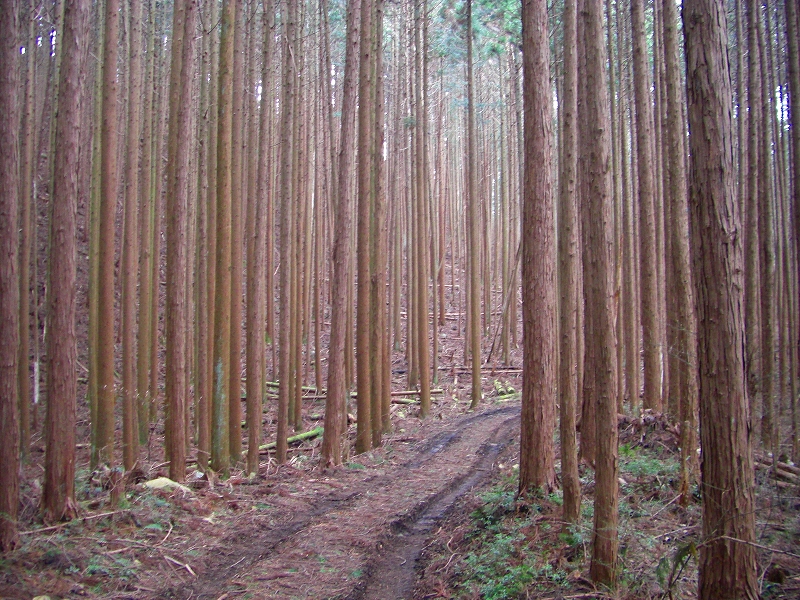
158,402,520,600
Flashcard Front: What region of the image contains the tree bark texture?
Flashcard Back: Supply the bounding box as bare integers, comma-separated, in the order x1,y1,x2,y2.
0,0,21,550
683,0,759,596
519,0,556,495
582,0,619,587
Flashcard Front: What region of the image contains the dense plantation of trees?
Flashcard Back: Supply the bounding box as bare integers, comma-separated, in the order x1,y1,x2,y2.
1,0,798,594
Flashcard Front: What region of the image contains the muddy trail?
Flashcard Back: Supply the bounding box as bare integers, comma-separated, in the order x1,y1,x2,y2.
158,403,520,600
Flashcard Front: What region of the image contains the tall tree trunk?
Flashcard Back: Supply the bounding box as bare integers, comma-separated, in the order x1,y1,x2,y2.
661,0,698,502
121,0,144,471
632,0,661,413
212,0,235,474
519,0,556,495
229,0,245,463
756,0,776,453
683,0,759,596
355,0,375,453
165,0,196,483
96,0,120,467
247,0,274,476
744,0,762,424
41,0,90,523
558,0,581,524
466,0,481,410
582,0,619,586
0,0,22,550
17,3,36,461
321,0,360,467
276,0,297,464
786,0,800,464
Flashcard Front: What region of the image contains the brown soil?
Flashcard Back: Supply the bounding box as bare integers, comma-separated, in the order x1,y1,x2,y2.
2,388,523,600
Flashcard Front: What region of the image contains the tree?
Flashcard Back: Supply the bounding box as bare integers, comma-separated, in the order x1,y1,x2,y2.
212,0,235,474
356,0,375,453
121,0,144,471
632,0,661,413
95,0,120,468
582,0,619,586
683,0,759,595
165,0,197,483
0,0,21,552
465,0,481,410
557,0,581,524
276,0,298,464
321,0,361,467
41,0,90,523
246,0,274,476
518,0,556,495
661,0,698,500
229,0,245,463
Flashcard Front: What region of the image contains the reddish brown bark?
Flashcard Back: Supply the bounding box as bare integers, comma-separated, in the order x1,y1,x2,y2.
0,0,21,550
684,0,759,596
519,0,556,495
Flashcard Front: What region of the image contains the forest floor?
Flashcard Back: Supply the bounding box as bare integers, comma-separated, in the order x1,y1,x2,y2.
3,367,800,599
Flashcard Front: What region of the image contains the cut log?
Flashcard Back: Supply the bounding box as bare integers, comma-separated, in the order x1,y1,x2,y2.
257,426,324,451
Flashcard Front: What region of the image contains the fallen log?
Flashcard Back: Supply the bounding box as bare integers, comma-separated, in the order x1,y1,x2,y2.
257,426,324,451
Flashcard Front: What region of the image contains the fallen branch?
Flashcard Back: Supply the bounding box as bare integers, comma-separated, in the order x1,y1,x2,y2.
257,426,324,451
716,535,800,560
19,510,125,536
163,554,197,577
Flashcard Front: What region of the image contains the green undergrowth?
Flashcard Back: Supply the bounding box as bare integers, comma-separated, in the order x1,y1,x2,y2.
450,473,583,599
430,442,707,599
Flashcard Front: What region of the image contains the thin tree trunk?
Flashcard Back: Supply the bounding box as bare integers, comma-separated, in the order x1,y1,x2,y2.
558,0,580,524
661,0,698,502
632,0,661,413
228,0,245,463
583,0,619,586
466,0,481,410
121,0,144,471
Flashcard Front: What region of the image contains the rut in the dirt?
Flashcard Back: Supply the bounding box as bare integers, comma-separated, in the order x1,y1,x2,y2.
345,411,519,600
157,403,520,600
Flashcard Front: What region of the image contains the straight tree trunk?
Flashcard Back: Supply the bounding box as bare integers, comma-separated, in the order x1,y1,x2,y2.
212,0,235,474
683,0,759,596
137,0,156,447
165,0,196,483
0,0,22,550
17,3,36,461
558,0,581,524
228,0,245,463
321,0,360,467
661,0,699,500
355,0,375,453
41,0,90,523
466,0,481,410
121,0,144,471
276,0,297,464
756,0,776,453
96,0,120,467
786,0,800,464
632,0,661,413
519,0,556,495
247,0,274,476
744,0,762,420
582,0,619,586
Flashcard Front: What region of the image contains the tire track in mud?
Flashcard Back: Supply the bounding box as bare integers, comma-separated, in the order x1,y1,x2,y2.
157,403,520,599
